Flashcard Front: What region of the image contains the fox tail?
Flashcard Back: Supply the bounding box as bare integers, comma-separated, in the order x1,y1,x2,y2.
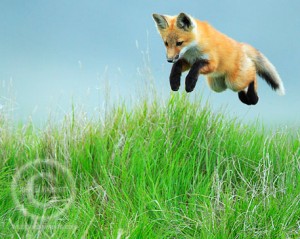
244,44,285,95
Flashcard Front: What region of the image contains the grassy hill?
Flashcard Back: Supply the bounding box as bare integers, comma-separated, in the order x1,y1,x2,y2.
1,93,299,238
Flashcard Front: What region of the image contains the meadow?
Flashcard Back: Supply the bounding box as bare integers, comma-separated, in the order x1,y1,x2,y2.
0,93,299,238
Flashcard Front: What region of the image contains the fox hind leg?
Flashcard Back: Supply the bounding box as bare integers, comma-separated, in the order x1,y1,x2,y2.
247,80,259,105
238,81,259,105
238,91,251,105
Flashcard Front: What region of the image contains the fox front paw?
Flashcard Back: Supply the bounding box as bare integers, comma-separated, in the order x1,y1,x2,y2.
170,81,180,91
185,76,197,92
169,60,183,91
185,59,207,92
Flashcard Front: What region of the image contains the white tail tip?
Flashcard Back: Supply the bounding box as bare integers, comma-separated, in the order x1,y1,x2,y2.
276,85,285,96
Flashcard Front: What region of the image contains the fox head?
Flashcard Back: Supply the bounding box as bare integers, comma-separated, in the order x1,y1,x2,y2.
152,13,197,63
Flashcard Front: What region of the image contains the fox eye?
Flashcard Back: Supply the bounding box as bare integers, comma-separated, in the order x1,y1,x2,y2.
164,41,168,47
176,41,184,46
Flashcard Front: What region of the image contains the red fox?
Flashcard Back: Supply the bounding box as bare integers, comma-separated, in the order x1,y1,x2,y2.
152,12,285,105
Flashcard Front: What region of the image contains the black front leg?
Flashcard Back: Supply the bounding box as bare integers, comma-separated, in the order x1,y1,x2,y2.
169,60,183,91
185,59,208,92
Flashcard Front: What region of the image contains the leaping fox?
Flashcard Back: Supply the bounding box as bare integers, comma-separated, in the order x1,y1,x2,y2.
152,12,285,105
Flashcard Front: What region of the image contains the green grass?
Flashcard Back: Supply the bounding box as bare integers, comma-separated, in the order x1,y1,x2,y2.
0,93,299,238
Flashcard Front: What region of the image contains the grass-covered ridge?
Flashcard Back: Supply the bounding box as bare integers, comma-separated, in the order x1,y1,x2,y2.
1,93,299,238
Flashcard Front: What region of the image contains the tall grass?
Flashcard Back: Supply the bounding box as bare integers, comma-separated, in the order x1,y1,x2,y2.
0,93,299,238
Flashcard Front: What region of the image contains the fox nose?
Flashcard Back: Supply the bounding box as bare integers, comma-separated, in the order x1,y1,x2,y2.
167,55,179,63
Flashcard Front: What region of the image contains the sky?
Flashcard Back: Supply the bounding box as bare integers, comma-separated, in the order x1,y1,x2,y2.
0,0,299,128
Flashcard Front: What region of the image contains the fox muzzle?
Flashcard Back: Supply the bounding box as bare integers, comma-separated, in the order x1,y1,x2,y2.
167,54,179,63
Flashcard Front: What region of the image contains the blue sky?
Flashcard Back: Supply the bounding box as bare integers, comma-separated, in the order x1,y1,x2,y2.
0,0,299,127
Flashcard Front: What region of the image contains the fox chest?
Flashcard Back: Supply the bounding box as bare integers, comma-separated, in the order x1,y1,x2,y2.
182,46,208,64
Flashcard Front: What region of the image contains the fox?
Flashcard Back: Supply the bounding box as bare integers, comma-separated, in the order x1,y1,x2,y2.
152,12,285,105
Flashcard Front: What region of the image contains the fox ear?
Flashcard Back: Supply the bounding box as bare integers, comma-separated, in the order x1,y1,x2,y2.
152,14,169,30
177,13,194,31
